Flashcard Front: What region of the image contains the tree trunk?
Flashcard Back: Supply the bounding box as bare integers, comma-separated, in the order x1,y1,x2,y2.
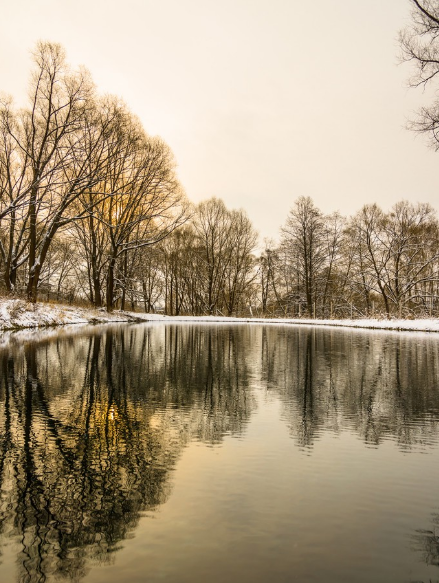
106,257,116,311
27,187,38,302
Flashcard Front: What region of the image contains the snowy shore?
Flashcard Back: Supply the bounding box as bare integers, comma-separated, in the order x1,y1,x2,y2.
1,298,439,334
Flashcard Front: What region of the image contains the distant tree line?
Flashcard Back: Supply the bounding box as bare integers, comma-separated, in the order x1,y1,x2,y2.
109,195,439,319
1,40,439,318
261,197,439,319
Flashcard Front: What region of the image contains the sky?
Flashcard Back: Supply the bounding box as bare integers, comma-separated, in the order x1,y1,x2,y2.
1,0,438,242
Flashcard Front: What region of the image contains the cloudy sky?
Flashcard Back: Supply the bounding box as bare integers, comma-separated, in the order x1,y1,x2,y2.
1,0,438,241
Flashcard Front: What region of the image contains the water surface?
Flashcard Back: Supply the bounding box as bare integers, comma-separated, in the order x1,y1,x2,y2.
0,323,438,583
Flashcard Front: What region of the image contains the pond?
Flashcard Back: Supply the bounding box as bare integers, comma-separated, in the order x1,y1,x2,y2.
0,323,439,583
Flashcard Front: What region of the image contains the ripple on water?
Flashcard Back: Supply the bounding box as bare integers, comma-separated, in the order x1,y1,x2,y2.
0,323,438,583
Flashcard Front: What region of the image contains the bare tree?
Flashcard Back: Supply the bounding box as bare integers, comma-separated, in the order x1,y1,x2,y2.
348,204,393,317
135,245,165,312
193,198,232,315
192,198,258,316
90,107,187,311
0,96,33,292
343,215,377,316
320,212,345,316
345,202,439,317
280,196,326,316
222,208,258,316
378,201,439,315
400,0,439,145
0,42,115,302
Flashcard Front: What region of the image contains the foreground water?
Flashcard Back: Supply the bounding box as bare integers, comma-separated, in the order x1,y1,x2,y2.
0,323,439,583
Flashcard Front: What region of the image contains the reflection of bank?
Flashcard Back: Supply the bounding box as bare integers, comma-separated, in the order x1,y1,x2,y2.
0,324,256,582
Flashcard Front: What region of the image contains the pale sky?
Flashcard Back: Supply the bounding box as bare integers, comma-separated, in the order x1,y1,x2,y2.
1,0,438,241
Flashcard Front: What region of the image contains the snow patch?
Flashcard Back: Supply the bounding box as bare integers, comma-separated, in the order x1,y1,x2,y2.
0,299,439,335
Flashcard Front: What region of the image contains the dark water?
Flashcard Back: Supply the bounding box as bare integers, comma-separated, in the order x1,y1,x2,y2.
0,323,439,583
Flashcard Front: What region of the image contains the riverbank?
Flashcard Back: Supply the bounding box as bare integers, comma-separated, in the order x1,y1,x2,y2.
1,298,439,333
0,298,151,330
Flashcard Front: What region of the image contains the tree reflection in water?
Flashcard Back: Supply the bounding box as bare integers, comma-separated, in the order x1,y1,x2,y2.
0,324,256,582
413,516,439,568
260,326,439,574
0,324,439,581
260,326,439,450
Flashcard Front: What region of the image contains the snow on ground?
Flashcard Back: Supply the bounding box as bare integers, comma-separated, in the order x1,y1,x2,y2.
166,315,439,332
1,298,439,334
0,298,156,332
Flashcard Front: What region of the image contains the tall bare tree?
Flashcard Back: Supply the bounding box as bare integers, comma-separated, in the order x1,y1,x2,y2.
400,0,439,145
0,42,114,301
280,196,326,316
95,112,187,311
193,198,258,316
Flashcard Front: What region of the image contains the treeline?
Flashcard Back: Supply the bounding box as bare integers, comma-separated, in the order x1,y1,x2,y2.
1,43,439,318
264,196,439,319
126,195,438,319
0,42,187,309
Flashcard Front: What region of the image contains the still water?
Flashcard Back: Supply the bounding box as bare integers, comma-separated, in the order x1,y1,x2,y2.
0,323,439,583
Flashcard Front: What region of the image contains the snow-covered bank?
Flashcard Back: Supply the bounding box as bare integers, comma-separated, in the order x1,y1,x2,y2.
1,298,439,334
164,314,439,332
0,299,149,330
